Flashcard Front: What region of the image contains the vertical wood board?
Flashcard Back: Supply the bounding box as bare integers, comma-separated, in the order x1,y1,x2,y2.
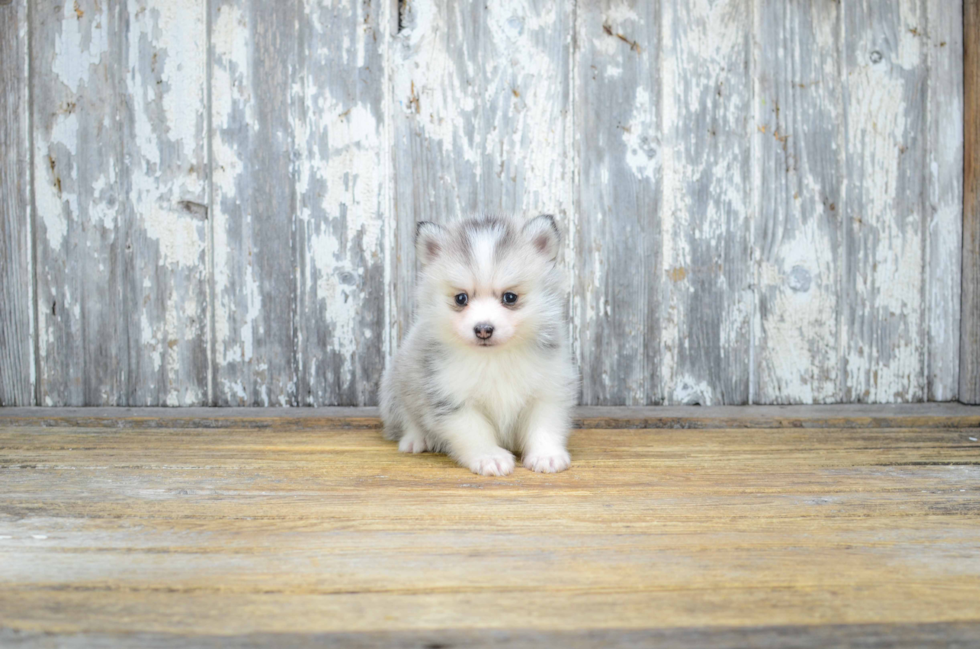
574,0,662,405
925,0,964,401
125,0,211,405
0,0,34,406
32,0,123,405
211,0,299,406
659,0,754,405
293,0,388,406
841,0,929,403
753,0,842,404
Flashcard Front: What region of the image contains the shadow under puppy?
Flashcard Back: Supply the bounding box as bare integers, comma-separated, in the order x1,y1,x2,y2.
381,215,579,476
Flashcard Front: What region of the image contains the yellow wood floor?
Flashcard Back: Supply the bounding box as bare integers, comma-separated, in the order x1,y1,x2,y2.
1,406,979,647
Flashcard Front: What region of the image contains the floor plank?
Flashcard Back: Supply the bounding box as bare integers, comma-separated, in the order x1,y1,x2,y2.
0,409,978,645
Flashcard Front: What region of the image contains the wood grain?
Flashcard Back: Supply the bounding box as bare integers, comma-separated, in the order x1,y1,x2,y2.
660,0,753,405
841,0,929,403
963,0,980,404
30,0,122,406
0,411,978,643
574,1,662,405
0,0,33,406
293,0,388,406
210,0,299,406
927,0,964,401
31,1,210,406
754,0,842,403
210,0,388,407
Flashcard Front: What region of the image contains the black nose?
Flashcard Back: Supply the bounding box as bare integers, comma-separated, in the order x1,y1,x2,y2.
474,323,494,340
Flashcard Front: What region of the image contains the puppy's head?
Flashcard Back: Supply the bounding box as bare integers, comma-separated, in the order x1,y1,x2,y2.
415,215,563,350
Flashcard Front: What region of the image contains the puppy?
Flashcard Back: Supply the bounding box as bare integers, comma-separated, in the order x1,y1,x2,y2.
380,214,578,476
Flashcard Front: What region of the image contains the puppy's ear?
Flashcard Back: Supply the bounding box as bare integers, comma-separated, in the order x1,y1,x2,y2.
415,221,447,267
522,214,560,262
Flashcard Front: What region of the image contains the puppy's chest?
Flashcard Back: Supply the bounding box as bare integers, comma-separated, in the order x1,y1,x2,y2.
437,353,540,414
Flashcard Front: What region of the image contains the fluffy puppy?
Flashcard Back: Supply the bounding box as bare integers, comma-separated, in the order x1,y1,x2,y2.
380,214,578,476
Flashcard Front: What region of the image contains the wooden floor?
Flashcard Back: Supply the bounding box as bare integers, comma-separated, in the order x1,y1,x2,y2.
1,405,979,648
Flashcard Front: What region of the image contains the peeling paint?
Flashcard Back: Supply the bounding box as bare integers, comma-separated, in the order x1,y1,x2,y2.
842,0,928,402
52,2,109,94
17,0,965,407
660,0,752,405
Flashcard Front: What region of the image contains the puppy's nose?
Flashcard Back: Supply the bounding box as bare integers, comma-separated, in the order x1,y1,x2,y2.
474,323,494,340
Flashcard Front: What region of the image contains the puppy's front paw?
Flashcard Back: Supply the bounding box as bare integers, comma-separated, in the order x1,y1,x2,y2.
398,431,429,454
467,449,515,476
523,448,571,473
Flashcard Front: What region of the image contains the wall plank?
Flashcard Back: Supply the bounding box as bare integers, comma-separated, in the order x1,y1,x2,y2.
211,0,387,406
0,0,33,406
32,0,123,405
211,0,298,406
753,0,842,403
841,0,928,403
963,0,980,404
125,0,210,405
293,0,388,405
574,1,661,405
660,0,753,405
926,0,964,401
32,1,209,406
388,0,572,345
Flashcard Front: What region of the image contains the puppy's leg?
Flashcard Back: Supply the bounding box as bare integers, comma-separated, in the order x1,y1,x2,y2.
397,419,429,454
438,408,514,476
520,400,572,473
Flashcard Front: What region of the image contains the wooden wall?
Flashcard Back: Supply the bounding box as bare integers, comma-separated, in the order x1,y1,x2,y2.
0,0,968,406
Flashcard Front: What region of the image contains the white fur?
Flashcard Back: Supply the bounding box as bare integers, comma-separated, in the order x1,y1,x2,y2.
381,215,578,476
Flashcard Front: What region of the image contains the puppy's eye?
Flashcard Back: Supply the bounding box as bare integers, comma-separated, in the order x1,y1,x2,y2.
502,292,519,306
454,293,468,307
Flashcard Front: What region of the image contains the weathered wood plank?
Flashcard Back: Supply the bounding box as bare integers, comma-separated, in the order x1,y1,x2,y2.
31,1,209,406
210,0,298,406
31,1,122,405
926,0,964,401
0,421,978,638
754,0,842,404
0,0,33,406
388,0,572,343
210,0,387,407
293,0,388,406
124,0,210,405
573,1,661,405
2,404,978,430
660,0,753,405
841,0,929,402
963,0,980,404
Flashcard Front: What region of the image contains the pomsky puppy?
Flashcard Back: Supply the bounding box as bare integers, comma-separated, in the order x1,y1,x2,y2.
381,214,578,476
